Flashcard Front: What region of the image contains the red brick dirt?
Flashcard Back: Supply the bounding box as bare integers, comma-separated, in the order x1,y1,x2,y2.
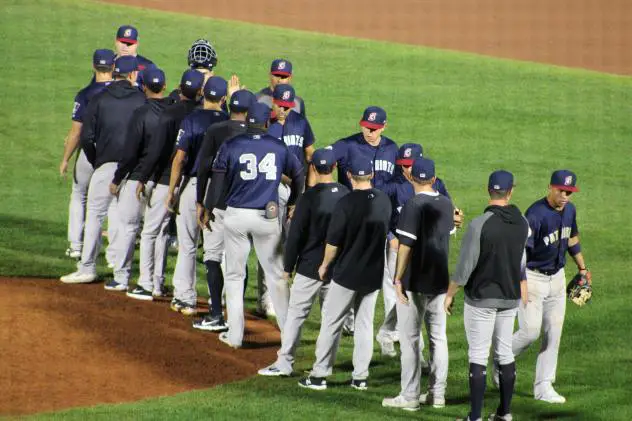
0,277,280,415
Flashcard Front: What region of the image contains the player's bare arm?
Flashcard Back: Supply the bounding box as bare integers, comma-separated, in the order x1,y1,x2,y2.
167,150,186,212
393,243,412,305
318,244,338,281
60,121,83,177
444,281,460,315
568,235,590,282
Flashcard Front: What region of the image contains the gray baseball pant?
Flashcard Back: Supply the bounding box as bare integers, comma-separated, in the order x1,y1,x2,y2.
203,208,225,308
105,199,119,267
67,150,94,253
224,206,289,348
137,182,171,293
172,178,199,306
112,179,144,287
311,281,379,380
378,245,398,337
464,303,517,366
257,183,291,310
397,292,448,400
77,162,118,275
512,268,566,395
274,274,330,374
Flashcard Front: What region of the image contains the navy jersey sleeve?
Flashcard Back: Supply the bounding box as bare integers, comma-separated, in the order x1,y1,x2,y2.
300,97,306,117
525,207,541,251
434,177,451,199
283,193,311,273
570,206,579,237
196,129,215,204
212,142,230,173
72,91,86,122
79,96,99,166
303,118,315,148
326,199,348,247
283,149,303,179
175,118,193,154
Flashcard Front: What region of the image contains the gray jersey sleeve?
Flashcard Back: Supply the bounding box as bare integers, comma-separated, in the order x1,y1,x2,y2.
453,212,492,286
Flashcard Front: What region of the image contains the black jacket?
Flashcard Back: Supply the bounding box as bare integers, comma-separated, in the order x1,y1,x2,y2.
80,80,146,169
113,97,175,185
454,204,529,309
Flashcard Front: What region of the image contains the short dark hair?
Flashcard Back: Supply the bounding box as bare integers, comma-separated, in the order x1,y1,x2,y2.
489,189,510,199
94,65,113,73
350,173,372,183
411,176,433,185
145,83,163,94
313,163,334,175
114,72,131,80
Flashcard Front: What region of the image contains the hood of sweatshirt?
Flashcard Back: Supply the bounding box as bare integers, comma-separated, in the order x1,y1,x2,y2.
148,96,175,113
485,204,524,225
107,80,142,99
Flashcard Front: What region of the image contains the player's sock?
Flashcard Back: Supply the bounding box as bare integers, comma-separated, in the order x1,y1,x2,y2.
205,260,224,317
496,362,516,416
468,363,487,421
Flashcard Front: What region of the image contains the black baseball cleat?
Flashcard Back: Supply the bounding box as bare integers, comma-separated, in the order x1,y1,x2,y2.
298,376,327,390
350,379,368,390
193,315,228,332
126,285,154,301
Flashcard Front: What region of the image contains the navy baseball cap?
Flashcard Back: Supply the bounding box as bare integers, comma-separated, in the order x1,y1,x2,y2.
116,25,138,44
180,69,205,99
488,170,515,191
248,102,271,125
349,156,373,176
203,76,228,100
550,169,579,192
311,148,336,170
230,89,254,112
396,143,424,166
142,67,166,88
270,59,292,76
113,56,138,74
412,158,435,181
93,49,115,67
360,106,387,129
273,84,296,108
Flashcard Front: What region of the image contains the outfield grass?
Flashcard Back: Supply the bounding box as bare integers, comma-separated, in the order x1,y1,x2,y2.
1,0,631,420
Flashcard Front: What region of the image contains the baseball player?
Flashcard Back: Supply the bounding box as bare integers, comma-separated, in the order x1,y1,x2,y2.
192,89,254,331
256,83,316,316
60,49,114,259
298,157,392,391
60,56,146,285
134,69,205,298
204,102,305,349
382,157,454,411
330,106,398,335
505,170,589,404
444,170,529,421
167,76,229,315
168,39,218,101
257,58,306,116
100,67,173,297
257,148,350,376
113,25,154,85
377,143,461,358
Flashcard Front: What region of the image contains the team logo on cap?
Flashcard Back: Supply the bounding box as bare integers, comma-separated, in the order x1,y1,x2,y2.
420,173,426,178
210,90,217,95
114,67,120,72
123,28,132,37
367,112,377,122
359,171,366,175
278,61,286,69
282,90,291,100
564,175,573,185
185,81,192,86
99,59,106,64
493,184,500,190
404,148,411,157
319,159,326,165
234,100,240,105
152,78,159,83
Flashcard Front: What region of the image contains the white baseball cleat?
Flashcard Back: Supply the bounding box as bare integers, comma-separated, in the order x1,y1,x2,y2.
382,395,420,411
218,332,240,349
258,364,290,377
488,413,513,421
536,388,566,404
419,392,445,408
60,271,97,284
376,330,397,357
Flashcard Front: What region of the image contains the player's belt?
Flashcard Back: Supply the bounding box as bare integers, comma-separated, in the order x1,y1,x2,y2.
528,267,561,276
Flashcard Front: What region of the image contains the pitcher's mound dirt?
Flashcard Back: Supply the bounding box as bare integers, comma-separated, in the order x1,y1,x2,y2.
0,277,280,416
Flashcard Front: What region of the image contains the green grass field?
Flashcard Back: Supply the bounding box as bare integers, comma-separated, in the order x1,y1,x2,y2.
1,0,631,419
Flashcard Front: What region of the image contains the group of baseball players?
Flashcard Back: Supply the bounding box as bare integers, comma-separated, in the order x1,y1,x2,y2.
58,25,593,421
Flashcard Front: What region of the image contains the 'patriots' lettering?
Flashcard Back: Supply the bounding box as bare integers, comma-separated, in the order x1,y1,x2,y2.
283,134,304,148
543,227,572,246
374,159,395,175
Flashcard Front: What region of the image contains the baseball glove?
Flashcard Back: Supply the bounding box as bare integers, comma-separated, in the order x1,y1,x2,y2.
566,271,592,306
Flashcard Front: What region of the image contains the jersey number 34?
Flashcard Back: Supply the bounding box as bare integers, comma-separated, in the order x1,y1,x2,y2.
239,153,277,181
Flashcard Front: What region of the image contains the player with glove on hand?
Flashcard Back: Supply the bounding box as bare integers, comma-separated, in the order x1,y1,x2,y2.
503,170,591,405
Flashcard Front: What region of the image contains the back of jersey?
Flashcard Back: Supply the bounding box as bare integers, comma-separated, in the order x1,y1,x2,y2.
213,133,300,210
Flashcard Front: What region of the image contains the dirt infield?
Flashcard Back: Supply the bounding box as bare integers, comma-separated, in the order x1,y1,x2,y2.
101,0,632,75
0,277,280,416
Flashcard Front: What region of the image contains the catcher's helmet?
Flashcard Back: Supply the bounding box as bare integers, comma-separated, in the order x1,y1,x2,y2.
188,39,218,70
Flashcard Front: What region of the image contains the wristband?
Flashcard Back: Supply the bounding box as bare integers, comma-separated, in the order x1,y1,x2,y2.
568,243,581,256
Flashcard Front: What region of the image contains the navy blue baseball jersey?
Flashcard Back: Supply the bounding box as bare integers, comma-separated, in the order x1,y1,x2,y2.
525,198,579,273
267,110,315,164
176,109,228,176
383,170,451,233
331,133,398,190
72,81,111,122
212,133,303,209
